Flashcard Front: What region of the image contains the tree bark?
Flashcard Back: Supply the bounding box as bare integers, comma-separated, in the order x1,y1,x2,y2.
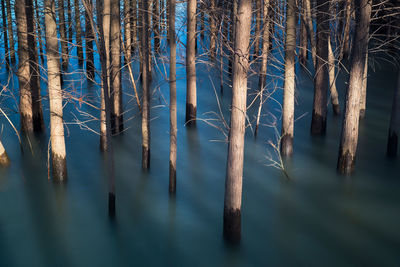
0,139,10,166
153,0,160,52
359,53,368,118
387,70,400,157
75,0,83,65
5,0,15,62
337,0,371,175
33,0,44,63
209,0,216,60
185,0,197,126
57,0,68,69
299,0,308,66
124,0,132,62
1,0,10,66
280,0,296,156
303,0,316,67
328,36,340,115
253,0,261,59
311,0,329,135
223,0,252,243
85,0,95,80
67,0,73,44
44,0,68,182
131,0,137,54
341,0,351,60
169,0,177,193
110,0,123,134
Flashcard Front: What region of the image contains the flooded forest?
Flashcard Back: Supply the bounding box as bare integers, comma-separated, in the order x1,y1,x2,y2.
0,0,400,265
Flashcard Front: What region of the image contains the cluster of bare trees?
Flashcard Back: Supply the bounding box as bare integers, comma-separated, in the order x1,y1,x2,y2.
0,0,399,242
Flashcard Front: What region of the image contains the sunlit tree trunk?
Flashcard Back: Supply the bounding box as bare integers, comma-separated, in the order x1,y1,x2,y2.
280,0,296,156
169,0,177,193
311,0,329,135
337,0,371,175
26,0,44,132
328,36,340,115
359,54,368,118
15,0,34,133
185,0,197,126
147,0,152,77
75,0,83,65
141,0,151,170
0,139,10,166
5,0,15,63
124,0,132,62
387,70,400,157
223,0,252,243
85,0,95,80
255,0,270,136
58,0,68,69
110,0,123,134
303,0,316,67
1,0,10,66
209,0,216,59
44,0,68,182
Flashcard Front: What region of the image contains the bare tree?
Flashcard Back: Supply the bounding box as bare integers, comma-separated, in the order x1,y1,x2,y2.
5,0,15,63
75,0,84,65
186,0,197,126
58,0,68,69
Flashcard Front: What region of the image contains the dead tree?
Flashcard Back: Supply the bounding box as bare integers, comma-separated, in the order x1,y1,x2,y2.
5,0,15,62
75,0,84,65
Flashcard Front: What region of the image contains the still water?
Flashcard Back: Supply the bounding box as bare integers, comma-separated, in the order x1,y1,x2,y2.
1,13,400,267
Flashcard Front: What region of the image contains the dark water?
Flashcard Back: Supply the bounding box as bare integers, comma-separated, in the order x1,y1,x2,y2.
1,8,400,267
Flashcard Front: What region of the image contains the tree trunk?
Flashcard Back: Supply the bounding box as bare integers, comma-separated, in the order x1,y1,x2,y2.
110,0,123,134
341,0,351,60
85,0,95,80
228,0,237,75
75,0,83,65
311,0,329,135
0,139,10,166
153,0,160,52
299,0,308,66
185,0,197,126
131,0,137,54
147,0,152,77
5,0,15,63
387,70,400,157
44,0,68,182
223,0,252,243
280,0,296,156
328,36,340,115
15,0,34,133
337,0,371,175
124,0,132,62
34,0,44,63
57,0,68,69
303,0,316,67
1,0,10,66
169,0,177,193
359,53,368,118
26,0,45,132
253,0,261,59
209,0,216,60
141,0,151,170
67,0,73,44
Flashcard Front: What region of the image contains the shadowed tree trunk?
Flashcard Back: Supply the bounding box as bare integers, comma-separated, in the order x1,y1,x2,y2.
253,0,261,59
387,70,400,157
311,0,329,135
110,0,123,134
185,0,197,126
299,0,308,66
359,54,368,118
0,139,10,166
67,0,73,44
337,0,371,175
303,0,316,67
124,0,132,62
255,0,270,136
328,36,340,115
44,0,68,182
34,0,44,63
141,0,151,170
58,0,68,69
280,0,296,156
341,0,351,60
85,0,95,80
26,0,45,132
1,0,10,66
131,0,137,53
75,0,83,65
15,0,34,133
169,0,177,193
147,0,152,77
153,0,160,52
223,0,252,243
5,0,15,63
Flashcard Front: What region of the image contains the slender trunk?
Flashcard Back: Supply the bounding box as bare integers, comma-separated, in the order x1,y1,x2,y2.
169,0,177,193
311,0,329,135
328,36,340,115
58,0,68,69
200,0,204,40
34,0,44,63
253,0,261,59
75,0,83,65
131,0,137,54
153,0,160,53
1,0,9,66
255,0,270,136
185,0,197,126
15,0,33,133
228,0,237,75
299,1,308,66
337,0,371,175
387,70,400,157
223,0,252,243
147,0,152,76
124,0,132,62
5,0,15,62
67,0,73,44
0,139,10,166
44,0,68,182
303,0,316,67
85,0,95,80
341,0,351,60
110,0,123,134
141,0,151,170
280,0,296,156
26,0,45,132
209,0,216,60
359,53,368,118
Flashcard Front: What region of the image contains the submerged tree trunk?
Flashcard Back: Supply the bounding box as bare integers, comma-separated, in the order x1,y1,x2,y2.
311,0,329,135
0,139,10,166
387,70,400,157
280,0,296,156
58,0,68,69
223,0,252,243
5,0,15,63
328,36,340,115
85,0,95,80
44,0,68,182
75,0,83,65
337,0,371,175
15,0,34,133
141,0,151,170
185,0,197,126
110,0,123,134
169,0,177,193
